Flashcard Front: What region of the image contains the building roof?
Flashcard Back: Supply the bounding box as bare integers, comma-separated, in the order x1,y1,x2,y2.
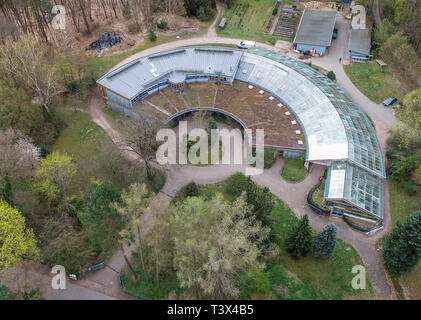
326,161,383,219
97,47,243,100
294,9,337,47
349,28,371,55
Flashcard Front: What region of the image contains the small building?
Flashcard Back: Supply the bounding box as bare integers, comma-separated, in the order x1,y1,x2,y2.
219,17,226,29
349,28,372,62
293,9,337,56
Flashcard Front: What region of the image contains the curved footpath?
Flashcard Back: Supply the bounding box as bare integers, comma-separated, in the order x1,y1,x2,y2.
81,8,396,300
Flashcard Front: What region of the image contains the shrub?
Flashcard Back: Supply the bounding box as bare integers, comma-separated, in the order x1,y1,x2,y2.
122,3,131,18
272,8,278,15
128,22,141,33
0,285,11,300
327,71,336,81
149,29,157,42
38,144,51,158
184,182,200,197
157,20,168,30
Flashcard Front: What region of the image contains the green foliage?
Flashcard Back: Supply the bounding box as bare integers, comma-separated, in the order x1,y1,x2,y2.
157,20,168,30
327,71,336,81
285,215,312,258
35,151,77,204
78,182,123,254
38,144,51,158
122,2,131,18
239,269,271,299
0,285,11,300
1,176,13,206
185,0,216,21
148,29,157,42
184,182,200,197
398,88,421,131
383,212,421,274
313,224,337,259
0,201,38,271
272,7,278,15
224,173,274,226
23,287,42,300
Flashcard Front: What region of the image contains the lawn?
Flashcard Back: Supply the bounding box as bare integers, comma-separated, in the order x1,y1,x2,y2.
164,176,374,300
386,180,421,299
281,157,308,182
343,62,409,104
217,0,295,44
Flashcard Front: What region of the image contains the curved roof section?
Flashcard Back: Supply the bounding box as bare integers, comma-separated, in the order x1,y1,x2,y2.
97,47,243,100
245,47,385,178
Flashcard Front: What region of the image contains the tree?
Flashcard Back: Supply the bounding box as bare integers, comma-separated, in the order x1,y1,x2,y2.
397,88,421,131
285,215,312,258
143,196,173,287
35,151,77,208
0,129,39,181
383,212,421,274
0,285,11,300
0,200,38,271
120,115,161,180
172,194,271,299
78,182,123,254
0,176,13,206
148,29,157,42
313,223,337,259
0,35,63,113
113,183,154,281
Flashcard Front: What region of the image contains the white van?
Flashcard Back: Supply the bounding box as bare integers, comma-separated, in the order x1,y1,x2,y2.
237,40,256,49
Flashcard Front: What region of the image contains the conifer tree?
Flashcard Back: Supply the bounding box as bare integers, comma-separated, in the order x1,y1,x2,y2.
313,223,337,259
383,212,421,274
285,215,312,258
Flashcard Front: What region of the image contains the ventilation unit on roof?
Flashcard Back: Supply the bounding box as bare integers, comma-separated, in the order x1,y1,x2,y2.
248,85,253,89
242,69,247,74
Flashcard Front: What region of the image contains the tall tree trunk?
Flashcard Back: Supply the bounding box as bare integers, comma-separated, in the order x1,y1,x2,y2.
118,239,138,280
137,226,149,282
78,0,91,34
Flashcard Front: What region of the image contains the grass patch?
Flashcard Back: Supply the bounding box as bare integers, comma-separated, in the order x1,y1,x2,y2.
217,0,294,44
343,62,409,104
312,180,325,207
281,157,307,182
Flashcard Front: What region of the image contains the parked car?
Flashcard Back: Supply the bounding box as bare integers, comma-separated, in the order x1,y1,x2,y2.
332,28,339,39
383,96,397,106
237,40,256,49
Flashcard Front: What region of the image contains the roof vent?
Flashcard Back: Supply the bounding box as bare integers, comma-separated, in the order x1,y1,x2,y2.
259,90,264,95
291,120,297,125
269,96,274,101
298,140,303,145
242,69,247,74
285,111,290,116
248,85,253,89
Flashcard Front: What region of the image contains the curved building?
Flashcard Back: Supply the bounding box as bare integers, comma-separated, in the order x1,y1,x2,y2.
97,46,385,223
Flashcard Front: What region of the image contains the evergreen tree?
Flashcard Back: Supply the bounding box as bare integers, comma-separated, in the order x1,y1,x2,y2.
382,212,421,274
285,215,312,258
313,223,337,259
0,176,13,206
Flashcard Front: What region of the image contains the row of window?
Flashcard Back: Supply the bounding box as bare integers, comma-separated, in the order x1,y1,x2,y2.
169,82,185,89
132,75,229,104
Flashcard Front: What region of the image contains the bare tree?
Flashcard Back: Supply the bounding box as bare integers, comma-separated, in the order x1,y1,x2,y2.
0,34,63,113
119,115,162,180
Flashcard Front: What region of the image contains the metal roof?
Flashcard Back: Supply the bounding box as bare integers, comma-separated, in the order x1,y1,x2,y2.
293,9,337,47
349,28,371,55
97,47,243,100
326,161,383,219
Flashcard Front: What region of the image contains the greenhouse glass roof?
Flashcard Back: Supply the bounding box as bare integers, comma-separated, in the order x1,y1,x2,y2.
326,161,383,218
